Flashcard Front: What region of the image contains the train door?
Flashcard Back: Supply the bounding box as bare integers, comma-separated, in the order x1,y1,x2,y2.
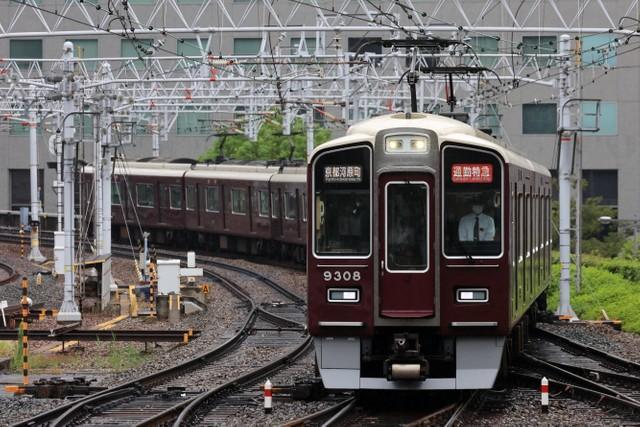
378,173,435,318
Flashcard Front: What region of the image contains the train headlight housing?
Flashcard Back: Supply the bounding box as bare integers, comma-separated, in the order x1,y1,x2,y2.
385,135,430,153
456,288,489,303
327,288,360,303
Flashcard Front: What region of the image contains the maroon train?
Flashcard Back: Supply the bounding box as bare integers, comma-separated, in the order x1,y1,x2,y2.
307,113,552,390
104,160,307,261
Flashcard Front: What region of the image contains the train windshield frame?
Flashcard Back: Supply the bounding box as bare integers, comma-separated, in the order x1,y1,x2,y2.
442,144,504,258
313,144,372,258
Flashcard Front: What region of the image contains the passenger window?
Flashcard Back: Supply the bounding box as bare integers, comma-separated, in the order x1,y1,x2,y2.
205,186,219,212
136,183,155,208
170,185,183,210
258,190,270,217
284,191,298,220
159,184,169,207
231,188,247,214
112,181,122,205
186,185,197,211
271,191,280,218
386,182,428,271
443,146,502,257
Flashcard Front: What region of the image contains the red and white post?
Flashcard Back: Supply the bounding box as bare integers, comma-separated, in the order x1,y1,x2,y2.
264,379,272,413
541,376,549,413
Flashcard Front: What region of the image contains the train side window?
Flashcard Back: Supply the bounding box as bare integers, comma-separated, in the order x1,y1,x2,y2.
205,186,220,212
442,145,503,257
271,191,280,218
186,185,197,211
231,188,247,215
170,185,183,210
284,191,298,220
112,181,122,205
313,145,371,257
302,193,307,222
159,184,169,207
136,183,155,208
258,190,270,217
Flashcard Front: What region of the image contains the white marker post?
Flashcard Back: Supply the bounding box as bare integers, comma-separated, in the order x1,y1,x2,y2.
541,376,549,413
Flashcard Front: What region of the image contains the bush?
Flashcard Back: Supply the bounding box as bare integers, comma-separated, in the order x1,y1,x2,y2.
581,254,640,282
547,263,640,333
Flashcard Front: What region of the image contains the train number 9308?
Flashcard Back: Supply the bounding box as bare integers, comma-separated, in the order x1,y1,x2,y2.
323,270,361,282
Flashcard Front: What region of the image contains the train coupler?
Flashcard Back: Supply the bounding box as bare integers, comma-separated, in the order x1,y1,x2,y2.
383,333,429,381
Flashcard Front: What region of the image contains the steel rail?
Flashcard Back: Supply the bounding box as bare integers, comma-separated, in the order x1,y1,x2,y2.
281,397,357,427
0,259,18,285
0,329,200,342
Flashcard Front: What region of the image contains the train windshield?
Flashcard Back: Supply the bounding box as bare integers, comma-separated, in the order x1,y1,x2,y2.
313,145,371,256
442,145,503,257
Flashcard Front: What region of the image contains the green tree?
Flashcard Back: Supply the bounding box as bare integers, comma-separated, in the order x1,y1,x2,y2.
198,114,331,162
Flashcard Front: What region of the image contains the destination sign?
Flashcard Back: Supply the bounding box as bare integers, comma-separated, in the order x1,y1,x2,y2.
323,165,363,183
451,163,493,183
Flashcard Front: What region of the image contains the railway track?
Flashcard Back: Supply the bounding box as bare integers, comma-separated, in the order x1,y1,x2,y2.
0,259,18,285
14,259,308,427
283,392,475,427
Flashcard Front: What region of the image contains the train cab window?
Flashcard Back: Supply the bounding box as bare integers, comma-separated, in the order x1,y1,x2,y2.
205,186,220,212
442,146,503,257
170,185,183,210
258,190,270,217
136,183,155,208
313,145,371,256
186,185,197,211
271,191,280,218
284,192,298,220
231,188,247,215
386,182,428,271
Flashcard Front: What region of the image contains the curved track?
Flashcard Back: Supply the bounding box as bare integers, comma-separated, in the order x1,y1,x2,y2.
14,258,307,427
0,259,18,285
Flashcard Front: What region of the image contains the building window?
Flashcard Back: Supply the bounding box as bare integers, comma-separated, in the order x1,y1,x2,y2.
582,170,618,206
10,169,43,211
234,38,262,55
284,191,298,220
581,34,617,67
10,39,42,70
170,185,183,210
136,183,155,208
205,186,219,212
581,101,617,136
68,39,98,71
258,190,270,217
121,39,154,70
186,185,197,210
467,36,498,67
177,38,202,68
291,37,316,54
522,103,557,134
522,36,557,66
271,191,280,218
177,107,210,135
231,189,247,214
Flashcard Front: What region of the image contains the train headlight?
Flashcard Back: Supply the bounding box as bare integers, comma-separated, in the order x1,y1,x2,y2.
456,288,489,303
327,288,360,303
385,135,430,153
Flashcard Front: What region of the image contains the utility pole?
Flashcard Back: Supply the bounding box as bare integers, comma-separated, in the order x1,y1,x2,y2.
27,101,46,263
305,107,314,158
53,113,64,277
57,41,81,323
556,35,577,320
151,112,160,157
94,109,103,259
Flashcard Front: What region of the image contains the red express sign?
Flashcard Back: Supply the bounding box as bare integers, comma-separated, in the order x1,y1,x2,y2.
451,163,493,183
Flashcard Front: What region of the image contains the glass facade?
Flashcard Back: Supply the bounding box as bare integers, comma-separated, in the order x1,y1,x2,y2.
522,103,557,134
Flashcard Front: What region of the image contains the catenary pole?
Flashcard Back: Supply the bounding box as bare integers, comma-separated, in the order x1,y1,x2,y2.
27,104,45,263
556,35,577,319
57,41,81,323
101,63,116,296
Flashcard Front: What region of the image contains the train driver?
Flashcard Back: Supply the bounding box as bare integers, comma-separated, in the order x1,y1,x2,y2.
458,198,495,242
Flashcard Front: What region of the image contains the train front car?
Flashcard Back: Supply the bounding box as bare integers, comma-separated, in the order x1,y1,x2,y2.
308,113,551,391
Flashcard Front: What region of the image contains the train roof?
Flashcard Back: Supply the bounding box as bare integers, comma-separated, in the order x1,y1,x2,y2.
310,113,550,176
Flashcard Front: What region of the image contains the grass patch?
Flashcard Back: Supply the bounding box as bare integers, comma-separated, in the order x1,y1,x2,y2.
0,341,15,358
548,261,640,333
106,343,147,370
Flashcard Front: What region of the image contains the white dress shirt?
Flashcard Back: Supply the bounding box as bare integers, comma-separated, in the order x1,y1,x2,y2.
458,212,495,241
